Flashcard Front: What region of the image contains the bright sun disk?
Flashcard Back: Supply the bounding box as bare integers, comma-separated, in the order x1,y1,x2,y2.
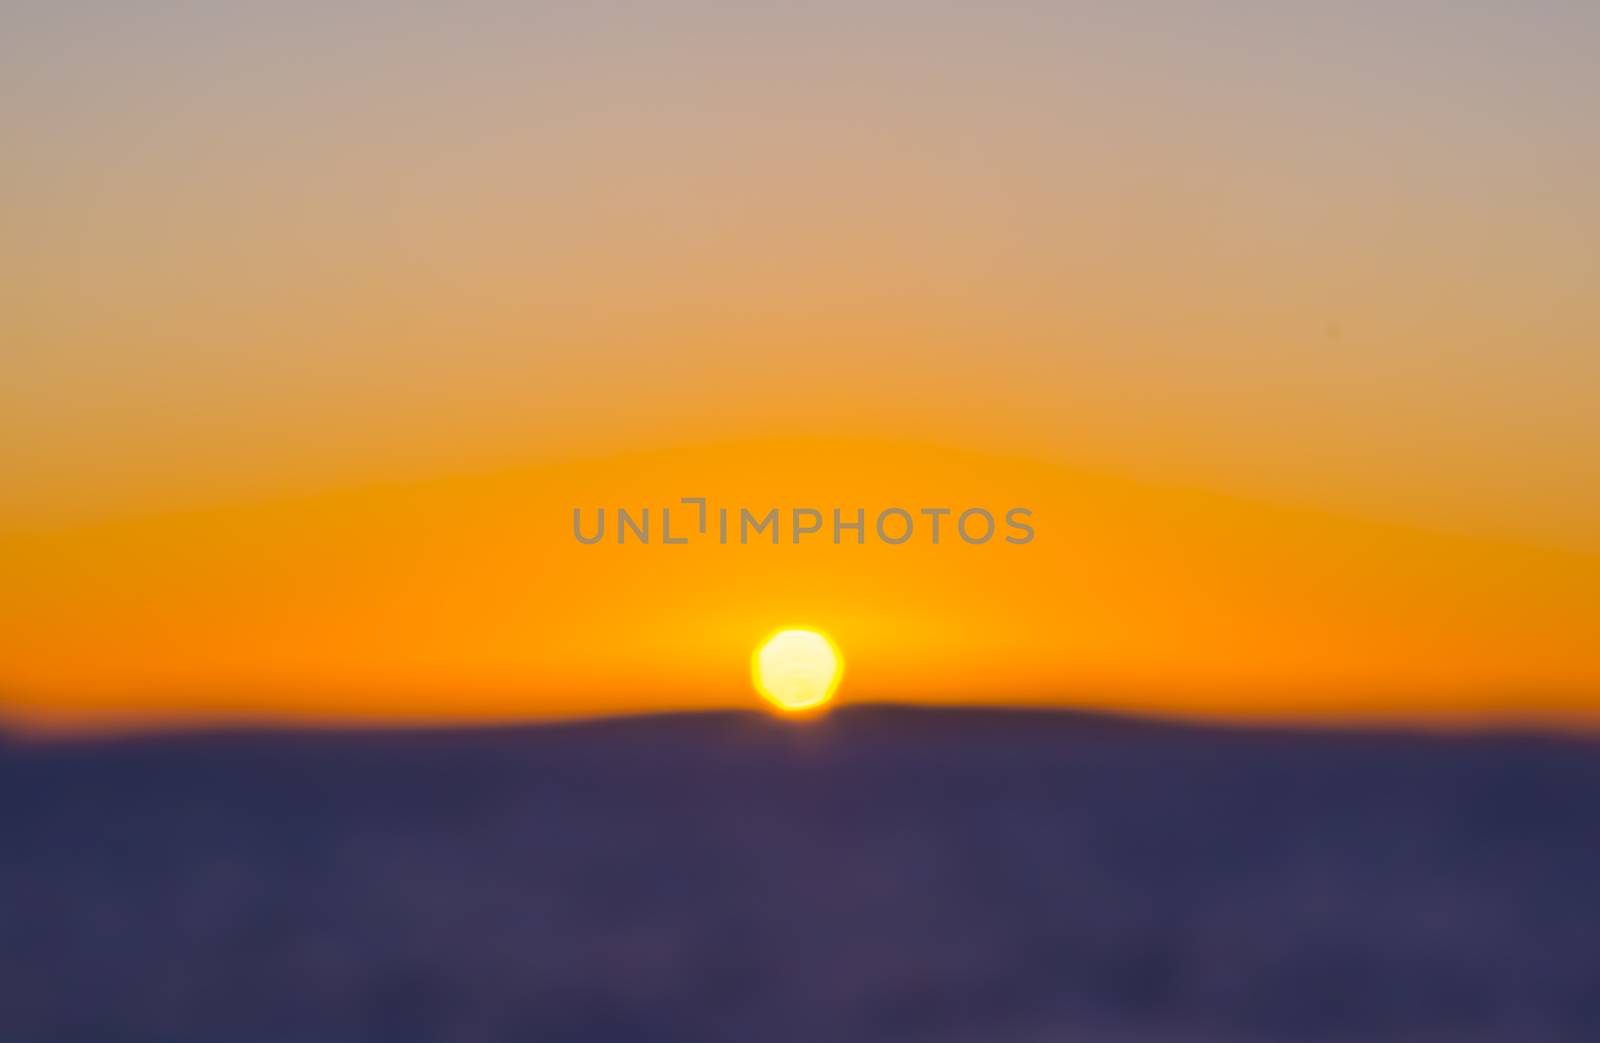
753,628,842,713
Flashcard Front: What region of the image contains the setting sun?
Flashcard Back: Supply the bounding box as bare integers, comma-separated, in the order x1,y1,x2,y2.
753,629,843,713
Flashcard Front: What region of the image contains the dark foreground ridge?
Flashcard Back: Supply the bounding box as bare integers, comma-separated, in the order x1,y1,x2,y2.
3,704,1598,1042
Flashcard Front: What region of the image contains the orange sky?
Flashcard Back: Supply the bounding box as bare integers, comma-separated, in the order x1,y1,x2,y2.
4,437,1597,732
3,4,1598,730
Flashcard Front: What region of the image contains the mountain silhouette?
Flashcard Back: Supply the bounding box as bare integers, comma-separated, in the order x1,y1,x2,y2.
3,704,1597,1042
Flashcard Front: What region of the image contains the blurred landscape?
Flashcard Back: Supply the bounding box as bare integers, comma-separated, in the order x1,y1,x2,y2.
3,704,1598,1043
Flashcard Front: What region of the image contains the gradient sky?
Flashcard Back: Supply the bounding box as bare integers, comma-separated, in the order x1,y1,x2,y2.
3,2,1598,729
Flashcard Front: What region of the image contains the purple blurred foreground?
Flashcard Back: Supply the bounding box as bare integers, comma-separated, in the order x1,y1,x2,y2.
3,705,1598,1042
